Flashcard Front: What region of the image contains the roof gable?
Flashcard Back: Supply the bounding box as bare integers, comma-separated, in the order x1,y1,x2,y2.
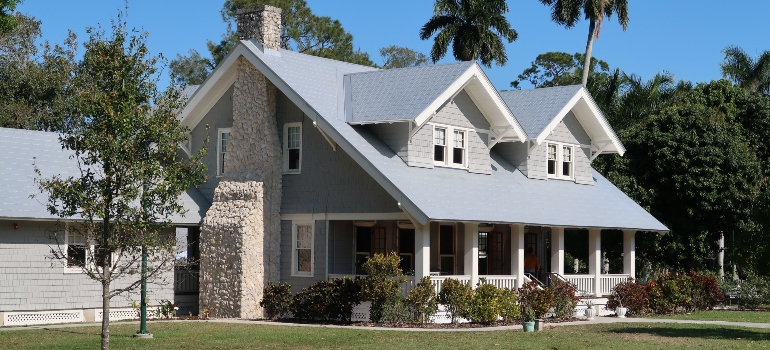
500,85,625,155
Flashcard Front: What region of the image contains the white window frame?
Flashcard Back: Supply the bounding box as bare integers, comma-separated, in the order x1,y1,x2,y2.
63,227,103,274
432,123,469,169
291,221,314,277
546,141,576,180
217,128,231,177
283,122,302,174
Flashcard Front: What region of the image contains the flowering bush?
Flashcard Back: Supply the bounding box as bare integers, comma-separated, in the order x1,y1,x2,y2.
551,279,580,319
517,281,554,321
608,272,724,316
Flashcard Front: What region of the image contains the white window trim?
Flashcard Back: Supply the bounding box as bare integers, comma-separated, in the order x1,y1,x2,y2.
291,221,315,277
63,226,98,274
546,141,576,180
283,122,302,174
216,128,231,177
431,123,469,169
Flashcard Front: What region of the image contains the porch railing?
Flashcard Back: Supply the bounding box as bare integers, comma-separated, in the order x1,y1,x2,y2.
600,274,630,295
563,274,594,295
481,275,517,290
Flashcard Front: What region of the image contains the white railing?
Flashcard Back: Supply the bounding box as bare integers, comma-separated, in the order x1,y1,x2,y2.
480,275,516,290
564,274,594,295
600,274,630,295
430,275,470,295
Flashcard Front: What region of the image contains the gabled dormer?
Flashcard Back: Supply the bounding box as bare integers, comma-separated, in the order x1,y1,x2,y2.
344,62,526,175
498,85,625,185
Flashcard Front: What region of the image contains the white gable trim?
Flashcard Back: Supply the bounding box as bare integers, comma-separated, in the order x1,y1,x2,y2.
412,64,527,143
179,53,239,129
532,87,625,156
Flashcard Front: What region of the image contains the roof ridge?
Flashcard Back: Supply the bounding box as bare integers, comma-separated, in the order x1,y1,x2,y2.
0,127,59,136
345,60,474,77
276,46,381,71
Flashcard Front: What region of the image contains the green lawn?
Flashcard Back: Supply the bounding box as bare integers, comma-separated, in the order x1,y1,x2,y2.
2,321,770,349
657,310,770,323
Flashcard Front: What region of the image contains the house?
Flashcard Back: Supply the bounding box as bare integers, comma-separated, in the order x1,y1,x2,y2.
0,127,207,325
179,6,667,320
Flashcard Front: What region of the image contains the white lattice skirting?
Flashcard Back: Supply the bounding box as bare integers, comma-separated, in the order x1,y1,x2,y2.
95,308,141,322
3,310,85,326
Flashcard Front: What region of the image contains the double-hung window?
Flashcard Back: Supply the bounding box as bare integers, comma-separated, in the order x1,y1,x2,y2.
546,142,575,180
283,122,302,173
217,128,231,176
65,228,105,272
292,222,313,276
433,124,468,168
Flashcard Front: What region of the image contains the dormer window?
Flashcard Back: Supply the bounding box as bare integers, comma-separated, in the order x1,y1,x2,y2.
433,123,468,168
546,142,574,180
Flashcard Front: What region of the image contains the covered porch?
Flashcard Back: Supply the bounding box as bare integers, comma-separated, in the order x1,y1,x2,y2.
326,218,638,296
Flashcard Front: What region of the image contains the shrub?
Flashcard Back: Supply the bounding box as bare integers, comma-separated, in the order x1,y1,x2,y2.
517,281,554,321
607,278,651,316
260,281,292,320
498,288,520,322
381,299,411,324
291,278,362,322
405,276,438,324
467,283,502,324
736,274,770,309
551,279,580,319
360,252,406,323
688,271,723,310
437,278,473,323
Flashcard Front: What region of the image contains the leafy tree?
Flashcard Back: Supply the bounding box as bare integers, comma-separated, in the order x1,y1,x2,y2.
169,49,212,86
0,0,20,33
35,18,207,350
379,45,428,69
0,13,77,130
510,51,610,88
419,0,518,67
539,0,629,85
170,0,374,84
720,45,770,95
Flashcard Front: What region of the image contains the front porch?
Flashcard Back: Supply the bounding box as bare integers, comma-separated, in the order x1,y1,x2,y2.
327,219,637,297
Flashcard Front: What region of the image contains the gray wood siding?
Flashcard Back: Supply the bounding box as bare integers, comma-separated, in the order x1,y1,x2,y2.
407,123,433,168
543,112,593,185
428,90,492,174
190,86,234,202
277,92,400,214
527,143,548,180
369,122,409,163
280,220,327,293
0,220,172,312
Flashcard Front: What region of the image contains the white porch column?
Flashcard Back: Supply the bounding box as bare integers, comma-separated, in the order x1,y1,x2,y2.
464,222,479,288
623,229,636,279
588,228,602,296
550,227,565,276
414,221,431,281
511,224,525,289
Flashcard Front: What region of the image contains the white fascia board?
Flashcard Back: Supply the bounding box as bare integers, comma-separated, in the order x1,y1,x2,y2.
236,42,431,225
468,64,527,142
576,88,626,156
347,120,413,125
413,65,476,127
179,45,245,129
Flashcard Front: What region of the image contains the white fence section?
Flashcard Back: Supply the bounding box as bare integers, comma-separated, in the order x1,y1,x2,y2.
480,276,517,290
429,275,470,295
600,274,630,295
3,310,84,326
564,274,595,295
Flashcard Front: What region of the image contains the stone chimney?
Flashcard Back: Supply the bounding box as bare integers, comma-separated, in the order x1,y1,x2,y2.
236,5,282,51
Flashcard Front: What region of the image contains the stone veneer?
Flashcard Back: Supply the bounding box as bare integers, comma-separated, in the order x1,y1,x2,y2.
236,5,282,51
199,56,282,319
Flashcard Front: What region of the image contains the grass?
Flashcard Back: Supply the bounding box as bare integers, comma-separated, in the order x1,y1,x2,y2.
657,310,770,323
3,321,770,349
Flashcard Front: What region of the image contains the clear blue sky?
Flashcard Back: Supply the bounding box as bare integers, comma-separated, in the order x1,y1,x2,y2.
16,0,770,91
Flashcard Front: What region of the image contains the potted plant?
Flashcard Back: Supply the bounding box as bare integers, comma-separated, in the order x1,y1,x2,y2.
583,300,596,320
518,281,554,332
521,305,536,332
615,296,628,318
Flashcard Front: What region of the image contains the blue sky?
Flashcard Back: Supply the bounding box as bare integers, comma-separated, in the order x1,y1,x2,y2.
16,1,770,91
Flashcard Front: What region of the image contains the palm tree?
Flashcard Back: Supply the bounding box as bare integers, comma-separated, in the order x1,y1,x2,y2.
419,0,518,68
720,46,770,95
539,0,629,86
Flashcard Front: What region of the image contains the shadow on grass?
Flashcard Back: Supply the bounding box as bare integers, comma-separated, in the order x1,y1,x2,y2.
610,325,770,341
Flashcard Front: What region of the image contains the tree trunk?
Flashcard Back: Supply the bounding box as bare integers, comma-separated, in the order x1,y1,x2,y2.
581,18,596,86
101,278,111,350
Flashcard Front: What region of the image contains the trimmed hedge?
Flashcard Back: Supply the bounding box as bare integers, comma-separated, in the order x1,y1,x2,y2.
607,272,723,316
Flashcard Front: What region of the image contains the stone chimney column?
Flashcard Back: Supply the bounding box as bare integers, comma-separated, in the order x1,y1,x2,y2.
236,5,282,51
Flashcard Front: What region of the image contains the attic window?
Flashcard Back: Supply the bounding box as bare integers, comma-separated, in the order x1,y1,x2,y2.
433,124,468,169
546,142,575,180
453,130,465,165
434,127,446,163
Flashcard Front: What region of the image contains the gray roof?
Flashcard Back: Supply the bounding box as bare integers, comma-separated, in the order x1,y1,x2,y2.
0,127,208,224
347,62,474,123
181,85,200,100
500,85,583,138
217,42,667,231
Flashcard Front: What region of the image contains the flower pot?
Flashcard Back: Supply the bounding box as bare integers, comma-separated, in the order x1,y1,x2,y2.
522,321,535,332
535,318,544,331
584,307,596,320
616,307,628,318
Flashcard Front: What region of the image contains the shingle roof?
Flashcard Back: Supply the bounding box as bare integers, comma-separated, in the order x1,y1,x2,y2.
500,85,583,137
0,127,208,224
241,44,666,231
347,62,474,123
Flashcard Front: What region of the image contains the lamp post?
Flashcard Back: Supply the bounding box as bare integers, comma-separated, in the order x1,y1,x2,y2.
134,142,153,339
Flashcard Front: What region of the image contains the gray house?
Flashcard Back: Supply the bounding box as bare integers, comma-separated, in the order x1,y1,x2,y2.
181,6,667,319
